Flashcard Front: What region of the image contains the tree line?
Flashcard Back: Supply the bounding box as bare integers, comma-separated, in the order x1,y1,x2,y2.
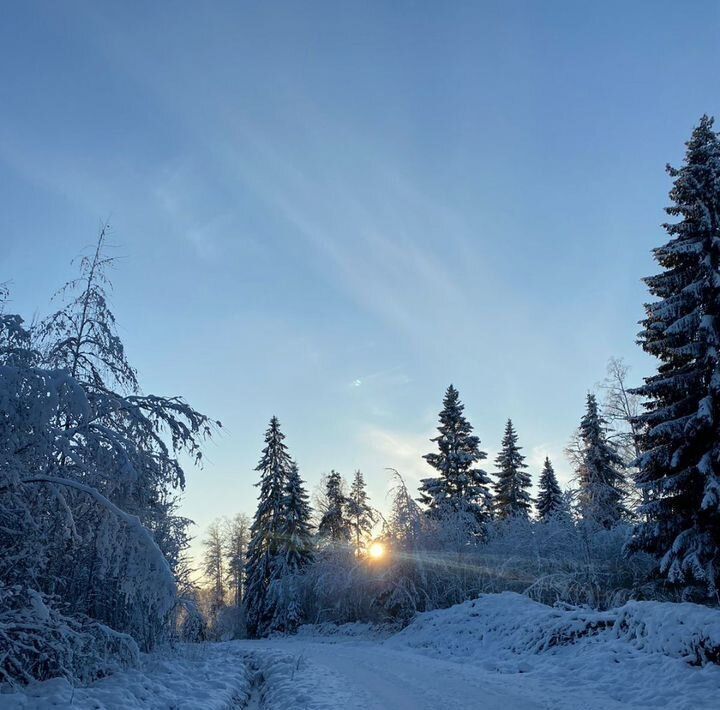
218,114,720,637
219,373,634,639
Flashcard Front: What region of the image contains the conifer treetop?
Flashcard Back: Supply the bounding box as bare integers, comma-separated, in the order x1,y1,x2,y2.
577,393,626,528
536,457,564,521
318,470,351,542
493,418,532,519
419,384,492,528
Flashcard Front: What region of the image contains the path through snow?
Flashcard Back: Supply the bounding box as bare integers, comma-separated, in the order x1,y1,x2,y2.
239,637,627,710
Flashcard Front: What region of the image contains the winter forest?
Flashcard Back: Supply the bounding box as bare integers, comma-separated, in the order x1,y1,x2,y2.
3,115,720,708
6,1,720,704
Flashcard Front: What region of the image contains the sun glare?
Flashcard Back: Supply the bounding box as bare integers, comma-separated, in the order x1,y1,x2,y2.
368,542,385,560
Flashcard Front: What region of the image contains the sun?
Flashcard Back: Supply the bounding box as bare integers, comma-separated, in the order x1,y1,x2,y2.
368,542,385,560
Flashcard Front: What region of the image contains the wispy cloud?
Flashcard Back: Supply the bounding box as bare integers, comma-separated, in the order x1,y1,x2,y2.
216,120,476,340
152,161,232,262
49,9,500,344
359,425,434,488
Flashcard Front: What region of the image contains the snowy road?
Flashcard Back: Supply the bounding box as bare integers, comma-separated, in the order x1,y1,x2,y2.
238,638,628,710
275,640,542,709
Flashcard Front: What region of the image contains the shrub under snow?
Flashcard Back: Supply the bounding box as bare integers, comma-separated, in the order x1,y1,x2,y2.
1,643,253,710
0,584,139,687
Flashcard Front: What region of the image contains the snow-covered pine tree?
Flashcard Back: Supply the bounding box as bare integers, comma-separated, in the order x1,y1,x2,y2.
418,385,493,533
279,462,314,573
577,393,627,528
267,461,314,633
346,469,377,555
244,416,293,637
224,513,249,608
630,116,720,596
318,470,351,543
493,419,532,519
536,457,564,521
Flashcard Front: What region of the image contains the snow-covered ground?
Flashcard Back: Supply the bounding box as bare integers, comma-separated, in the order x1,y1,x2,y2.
240,638,547,709
0,643,253,710
3,592,720,709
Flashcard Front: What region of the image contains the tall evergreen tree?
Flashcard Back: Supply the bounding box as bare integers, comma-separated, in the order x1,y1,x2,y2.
268,462,314,633
418,385,493,531
493,419,532,519
318,470,350,542
630,116,720,596
244,416,293,637
536,457,563,521
279,462,314,572
346,470,377,554
577,394,626,528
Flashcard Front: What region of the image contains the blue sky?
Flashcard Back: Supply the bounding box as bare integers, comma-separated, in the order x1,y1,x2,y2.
2,1,719,559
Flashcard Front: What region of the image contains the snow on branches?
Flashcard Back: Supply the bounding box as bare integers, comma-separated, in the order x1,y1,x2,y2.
0,230,217,684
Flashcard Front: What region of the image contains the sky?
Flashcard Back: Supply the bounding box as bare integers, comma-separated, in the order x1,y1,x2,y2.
2,1,720,563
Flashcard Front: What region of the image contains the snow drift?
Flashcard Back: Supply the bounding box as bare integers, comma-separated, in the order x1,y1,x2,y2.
388,592,720,664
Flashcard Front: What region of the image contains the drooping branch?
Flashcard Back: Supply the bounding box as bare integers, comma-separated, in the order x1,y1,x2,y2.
4,475,175,592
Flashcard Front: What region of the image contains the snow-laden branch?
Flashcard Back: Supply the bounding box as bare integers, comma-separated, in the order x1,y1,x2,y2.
8,475,175,591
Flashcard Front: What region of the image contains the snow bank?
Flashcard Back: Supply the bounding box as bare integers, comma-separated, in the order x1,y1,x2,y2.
1,643,252,710
387,592,720,708
388,592,720,664
614,599,720,664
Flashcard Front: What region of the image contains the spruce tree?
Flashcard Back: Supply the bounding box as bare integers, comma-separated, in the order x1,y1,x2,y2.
346,470,377,554
268,462,314,633
493,419,532,519
318,470,350,542
279,462,314,572
244,416,293,637
630,116,720,596
419,385,493,532
577,394,626,528
536,457,563,521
